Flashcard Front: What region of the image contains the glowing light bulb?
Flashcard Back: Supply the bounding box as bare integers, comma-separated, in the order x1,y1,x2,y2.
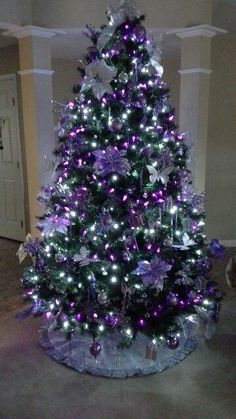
170,205,178,214
125,328,132,336
98,325,105,332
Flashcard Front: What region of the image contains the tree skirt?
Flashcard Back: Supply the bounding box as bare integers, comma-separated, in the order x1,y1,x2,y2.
39,317,196,378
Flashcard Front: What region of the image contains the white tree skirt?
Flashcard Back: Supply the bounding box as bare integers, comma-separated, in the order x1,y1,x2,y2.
39,317,196,378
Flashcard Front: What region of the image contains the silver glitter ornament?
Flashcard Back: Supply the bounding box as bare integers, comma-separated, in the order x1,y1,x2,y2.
118,71,129,84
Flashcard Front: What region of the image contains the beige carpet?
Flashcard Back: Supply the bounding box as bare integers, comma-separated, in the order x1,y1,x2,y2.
0,238,236,419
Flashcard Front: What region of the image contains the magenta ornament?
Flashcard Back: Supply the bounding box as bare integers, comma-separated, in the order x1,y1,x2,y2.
166,335,179,350
167,292,179,306
110,118,123,132
90,341,102,358
133,24,146,41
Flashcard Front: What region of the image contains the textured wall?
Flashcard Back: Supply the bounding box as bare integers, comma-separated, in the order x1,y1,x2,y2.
205,35,236,241
31,0,212,28
0,0,32,25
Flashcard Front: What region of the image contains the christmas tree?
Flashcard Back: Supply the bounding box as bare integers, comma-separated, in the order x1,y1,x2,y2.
18,0,222,371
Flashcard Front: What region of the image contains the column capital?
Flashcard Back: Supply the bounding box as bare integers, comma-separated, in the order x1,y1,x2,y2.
3,25,65,39
18,69,55,76
167,24,227,39
178,68,212,75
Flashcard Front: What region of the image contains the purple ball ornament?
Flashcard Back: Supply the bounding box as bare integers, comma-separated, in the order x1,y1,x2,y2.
133,24,146,42
187,290,198,302
113,40,126,54
110,118,123,132
89,340,102,358
136,92,147,106
167,292,179,306
166,335,179,350
140,146,153,158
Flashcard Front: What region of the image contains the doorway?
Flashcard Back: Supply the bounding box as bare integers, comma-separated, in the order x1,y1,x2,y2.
0,74,25,241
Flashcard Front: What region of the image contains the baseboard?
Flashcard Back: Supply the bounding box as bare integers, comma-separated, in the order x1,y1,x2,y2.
220,240,236,247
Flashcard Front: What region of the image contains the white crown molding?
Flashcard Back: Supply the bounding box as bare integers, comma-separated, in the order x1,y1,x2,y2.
167,24,227,39
220,240,236,248
179,68,212,75
0,22,21,31
18,69,55,76
3,25,66,39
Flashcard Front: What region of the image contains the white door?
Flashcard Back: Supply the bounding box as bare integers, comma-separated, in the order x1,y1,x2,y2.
0,75,25,241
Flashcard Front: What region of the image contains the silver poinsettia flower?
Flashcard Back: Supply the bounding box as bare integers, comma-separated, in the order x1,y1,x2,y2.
81,59,117,100
97,0,140,49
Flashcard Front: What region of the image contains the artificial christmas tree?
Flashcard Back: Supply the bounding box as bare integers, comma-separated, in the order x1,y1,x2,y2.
18,0,222,377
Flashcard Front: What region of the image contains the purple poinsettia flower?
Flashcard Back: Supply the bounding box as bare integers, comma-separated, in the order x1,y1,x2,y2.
131,256,171,289
93,146,130,177
37,215,70,236
208,239,224,259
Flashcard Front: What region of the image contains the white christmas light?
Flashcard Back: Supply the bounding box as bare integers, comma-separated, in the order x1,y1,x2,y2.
98,325,105,332
125,328,132,336
170,205,178,215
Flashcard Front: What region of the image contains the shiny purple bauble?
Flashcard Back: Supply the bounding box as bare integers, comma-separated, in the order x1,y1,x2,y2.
89,341,102,358
187,290,198,301
113,40,126,54
133,24,146,41
140,146,152,158
110,118,123,132
167,292,179,306
136,93,147,106
166,335,179,350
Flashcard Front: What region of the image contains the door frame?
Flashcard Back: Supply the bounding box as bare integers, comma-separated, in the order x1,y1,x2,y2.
0,73,26,241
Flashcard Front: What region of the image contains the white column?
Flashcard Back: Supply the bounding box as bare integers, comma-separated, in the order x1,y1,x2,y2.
3,26,64,234
170,25,226,192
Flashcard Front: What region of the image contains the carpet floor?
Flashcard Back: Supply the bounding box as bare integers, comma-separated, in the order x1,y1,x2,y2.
0,238,236,419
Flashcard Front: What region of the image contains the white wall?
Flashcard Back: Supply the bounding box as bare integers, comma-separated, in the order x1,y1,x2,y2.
162,56,180,125
52,58,80,104
0,0,32,25
205,35,236,241
31,0,212,28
